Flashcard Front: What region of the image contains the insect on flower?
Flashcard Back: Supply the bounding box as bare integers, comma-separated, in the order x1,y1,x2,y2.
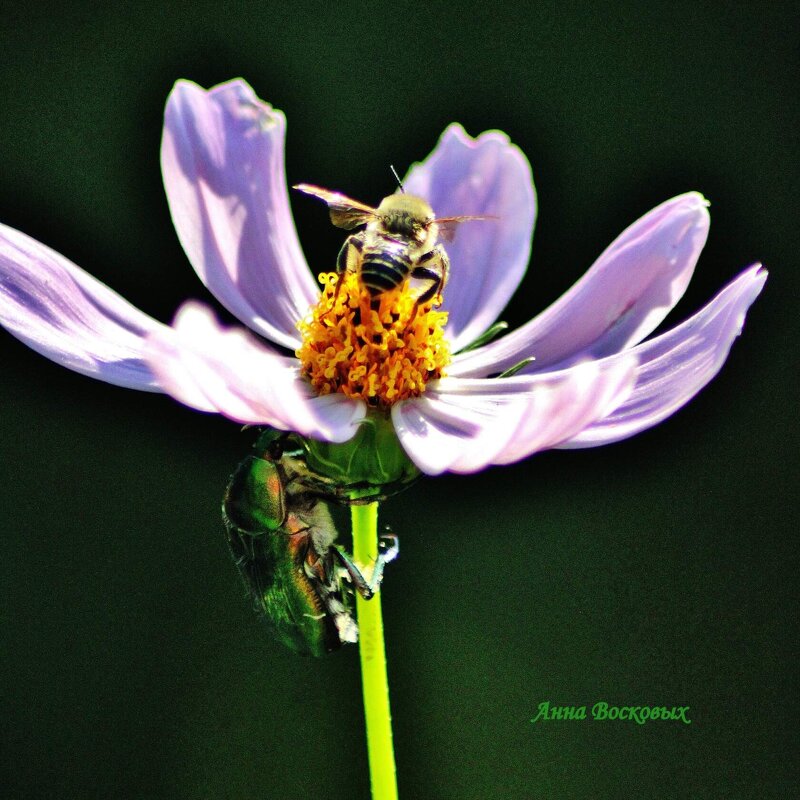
223,429,398,656
293,181,492,324
0,79,765,479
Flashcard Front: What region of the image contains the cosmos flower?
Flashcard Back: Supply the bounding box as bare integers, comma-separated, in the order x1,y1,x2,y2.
0,79,765,476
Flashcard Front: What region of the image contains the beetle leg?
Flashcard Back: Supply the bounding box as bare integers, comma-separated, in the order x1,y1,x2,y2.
333,531,399,599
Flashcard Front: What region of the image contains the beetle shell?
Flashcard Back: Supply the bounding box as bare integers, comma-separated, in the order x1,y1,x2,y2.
223,452,355,657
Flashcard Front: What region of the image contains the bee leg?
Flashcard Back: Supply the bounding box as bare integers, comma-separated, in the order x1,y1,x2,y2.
333,531,399,600
407,263,445,328
320,235,364,320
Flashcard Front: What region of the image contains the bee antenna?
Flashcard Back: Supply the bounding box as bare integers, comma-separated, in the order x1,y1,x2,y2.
390,165,405,193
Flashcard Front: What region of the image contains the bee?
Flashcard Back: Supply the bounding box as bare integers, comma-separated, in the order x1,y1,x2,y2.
223,429,398,657
294,180,490,319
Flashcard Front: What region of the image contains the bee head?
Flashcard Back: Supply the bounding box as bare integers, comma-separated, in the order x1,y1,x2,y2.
376,194,436,246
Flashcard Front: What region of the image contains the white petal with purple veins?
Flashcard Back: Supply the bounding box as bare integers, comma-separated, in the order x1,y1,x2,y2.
0,222,165,391
161,79,319,350
391,393,529,475
145,302,365,442
451,193,710,377
393,357,637,474
403,124,536,353
557,265,766,448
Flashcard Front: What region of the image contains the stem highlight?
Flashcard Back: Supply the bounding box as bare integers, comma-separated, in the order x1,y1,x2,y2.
352,502,398,800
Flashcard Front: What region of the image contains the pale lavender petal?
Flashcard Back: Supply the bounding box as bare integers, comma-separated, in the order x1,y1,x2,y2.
557,265,766,448
161,79,319,350
0,222,165,390
403,124,536,353
450,193,710,377
391,393,528,476
392,357,637,475
145,302,365,442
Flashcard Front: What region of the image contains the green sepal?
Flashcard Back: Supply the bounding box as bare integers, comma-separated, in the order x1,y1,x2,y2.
302,411,420,502
250,412,414,504
457,320,509,353
497,356,536,378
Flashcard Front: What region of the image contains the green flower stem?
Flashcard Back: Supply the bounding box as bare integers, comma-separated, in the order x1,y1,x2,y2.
352,502,398,800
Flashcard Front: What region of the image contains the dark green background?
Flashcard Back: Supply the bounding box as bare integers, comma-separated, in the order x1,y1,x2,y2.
1,2,797,798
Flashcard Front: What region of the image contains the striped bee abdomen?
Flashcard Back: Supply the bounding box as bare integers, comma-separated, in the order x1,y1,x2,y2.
360,240,413,296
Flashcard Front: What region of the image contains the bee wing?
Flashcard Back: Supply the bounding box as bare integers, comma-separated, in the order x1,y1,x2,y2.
293,183,378,229
433,215,499,243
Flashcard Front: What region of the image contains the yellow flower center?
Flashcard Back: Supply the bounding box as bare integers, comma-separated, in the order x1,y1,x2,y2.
296,271,451,408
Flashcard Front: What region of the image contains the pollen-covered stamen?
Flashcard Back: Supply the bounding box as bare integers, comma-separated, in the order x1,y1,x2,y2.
296,272,450,408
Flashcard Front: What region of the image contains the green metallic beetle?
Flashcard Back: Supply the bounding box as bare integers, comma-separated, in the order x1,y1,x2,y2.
223,430,398,657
